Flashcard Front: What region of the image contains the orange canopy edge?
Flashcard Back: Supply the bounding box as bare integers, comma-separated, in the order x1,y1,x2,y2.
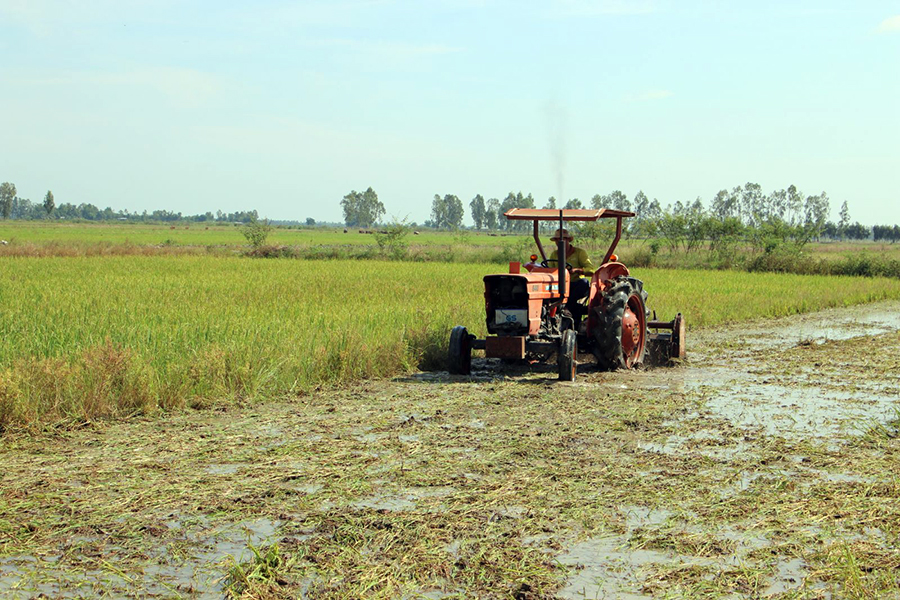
504,208,635,221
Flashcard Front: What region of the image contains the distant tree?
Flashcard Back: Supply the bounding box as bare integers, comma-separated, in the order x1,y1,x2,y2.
875,224,900,244
498,192,518,231
362,187,385,227
802,192,830,242
341,187,384,228
0,182,16,219
9,196,38,220
767,188,787,221
226,210,256,223
710,189,734,220
511,192,535,231
431,194,464,229
786,184,804,226
80,203,100,220
445,194,464,229
563,198,583,209
611,191,631,212
846,222,869,241
469,194,486,229
544,196,557,209
838,200,850,238
683,198,709,252
341,191,362,227
306,217,316,226
430,194,447,229
633,191,649,219
657,209,687,252
740,182,764,227
484,198,500,230
43,190,55,216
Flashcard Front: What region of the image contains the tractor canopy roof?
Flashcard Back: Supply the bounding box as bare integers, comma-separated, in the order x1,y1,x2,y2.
503,208,635,221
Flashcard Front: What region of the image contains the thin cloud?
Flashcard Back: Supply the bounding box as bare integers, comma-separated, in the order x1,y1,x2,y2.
876,15,900,33
229,0,396,30
0,0,174,35
310,38,464,57
628,89,673,102
23,67,223,105
550,0,655,17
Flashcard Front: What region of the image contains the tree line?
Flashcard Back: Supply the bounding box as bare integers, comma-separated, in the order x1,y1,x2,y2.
351,183,898,244
0,181,260,223
4,178,899,244
1,183,55,219
872,225,900,243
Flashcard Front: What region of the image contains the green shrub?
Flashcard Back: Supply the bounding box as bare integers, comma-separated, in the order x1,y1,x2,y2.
241,217,273,250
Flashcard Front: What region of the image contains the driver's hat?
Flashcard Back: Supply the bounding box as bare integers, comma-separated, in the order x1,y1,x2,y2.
550,228,573,241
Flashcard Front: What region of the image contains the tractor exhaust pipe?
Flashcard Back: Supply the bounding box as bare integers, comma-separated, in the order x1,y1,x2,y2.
558,209,566,302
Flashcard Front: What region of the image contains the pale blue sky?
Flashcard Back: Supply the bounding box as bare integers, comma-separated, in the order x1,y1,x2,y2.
1,1,898,225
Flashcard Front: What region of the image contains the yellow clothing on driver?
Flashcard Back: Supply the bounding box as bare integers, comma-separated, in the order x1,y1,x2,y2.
549,246,595,280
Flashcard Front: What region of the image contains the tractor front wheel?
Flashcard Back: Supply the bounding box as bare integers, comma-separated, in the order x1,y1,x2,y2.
593,276,647,370
448,326,472,375
558,329,577,381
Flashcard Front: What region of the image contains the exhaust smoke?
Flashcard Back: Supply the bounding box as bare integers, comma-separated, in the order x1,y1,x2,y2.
544,100,569,203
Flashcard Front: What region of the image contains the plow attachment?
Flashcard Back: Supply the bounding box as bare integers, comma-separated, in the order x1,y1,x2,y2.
646,313,686,366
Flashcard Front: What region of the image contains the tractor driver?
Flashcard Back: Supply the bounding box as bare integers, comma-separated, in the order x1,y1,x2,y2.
549,228,595,324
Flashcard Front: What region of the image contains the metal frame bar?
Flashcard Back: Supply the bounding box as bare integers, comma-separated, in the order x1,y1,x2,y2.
602,216,623,264
471,338,560,353
532,220,547,262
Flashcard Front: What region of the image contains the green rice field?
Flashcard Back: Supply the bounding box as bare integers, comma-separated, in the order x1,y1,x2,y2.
4,221,899,262
0,221,507,247
2,255,899,430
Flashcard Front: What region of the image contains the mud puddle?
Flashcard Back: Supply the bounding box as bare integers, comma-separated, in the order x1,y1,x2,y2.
0,517,282,599
556,522,812,598
693,299,900,353
617,300,900,444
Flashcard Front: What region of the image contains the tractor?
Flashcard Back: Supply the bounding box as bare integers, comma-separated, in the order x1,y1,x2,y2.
448,208,685,381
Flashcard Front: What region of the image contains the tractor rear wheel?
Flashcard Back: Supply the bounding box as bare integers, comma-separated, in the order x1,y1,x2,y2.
593,276,647,370
558,329,577,381
448,326,472,375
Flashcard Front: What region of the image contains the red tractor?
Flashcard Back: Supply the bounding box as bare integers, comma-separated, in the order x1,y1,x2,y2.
448,208,685,381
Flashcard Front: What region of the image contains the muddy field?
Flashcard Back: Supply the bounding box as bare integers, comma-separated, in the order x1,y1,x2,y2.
2,302,899,599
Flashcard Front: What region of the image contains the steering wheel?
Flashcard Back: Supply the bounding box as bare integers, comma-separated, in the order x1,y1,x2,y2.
541,260,574,270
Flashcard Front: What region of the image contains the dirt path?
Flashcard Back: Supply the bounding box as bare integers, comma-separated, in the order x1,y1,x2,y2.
2,302,899,599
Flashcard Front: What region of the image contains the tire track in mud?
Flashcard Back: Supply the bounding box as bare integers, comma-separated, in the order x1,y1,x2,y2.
1,302,899,598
